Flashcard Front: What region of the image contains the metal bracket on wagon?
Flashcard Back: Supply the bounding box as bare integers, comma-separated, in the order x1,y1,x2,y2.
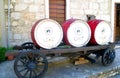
108,42,115,49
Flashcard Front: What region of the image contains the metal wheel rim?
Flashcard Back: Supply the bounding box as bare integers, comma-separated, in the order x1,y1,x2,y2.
21,42,36,50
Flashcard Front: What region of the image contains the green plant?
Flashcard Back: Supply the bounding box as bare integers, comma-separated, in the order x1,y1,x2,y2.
0,47,7,61
6,47,13,51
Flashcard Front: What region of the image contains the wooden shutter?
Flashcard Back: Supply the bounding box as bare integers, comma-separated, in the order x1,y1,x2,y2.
49,0,66,24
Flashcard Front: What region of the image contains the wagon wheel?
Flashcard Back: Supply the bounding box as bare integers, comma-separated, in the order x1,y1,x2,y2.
101,48,115,66
14,50,48,78
21,42,37,50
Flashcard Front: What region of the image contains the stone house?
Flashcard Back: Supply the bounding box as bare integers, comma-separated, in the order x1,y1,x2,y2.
0,0,120,47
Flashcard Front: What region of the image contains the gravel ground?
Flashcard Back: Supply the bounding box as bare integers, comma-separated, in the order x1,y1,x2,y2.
0,47,120,78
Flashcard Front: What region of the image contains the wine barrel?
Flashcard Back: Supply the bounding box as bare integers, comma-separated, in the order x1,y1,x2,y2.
87,19,112,45
31,19,63,49
62,19,91,47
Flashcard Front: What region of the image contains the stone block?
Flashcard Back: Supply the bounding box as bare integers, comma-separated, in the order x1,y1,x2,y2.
23,0,33,3
96,15,101,19
11,40,22,46
34,0,44,4
89,2,99,10
71,0,88,3
22,12,35,21
22,33,29,40
71,3,79,9
70,14,87,21
15,3,27,11
99,3,109,10
8,31,13,40
39,6,45,12
98,10,109,15
71,10,84,15
29,5,40,12
85,9,98,15
80,2,89,9
89,0,96,2
100,15,111,22
18,19,25,26
11,0,16,3
14,34,22,40
4,4,13,10
12,21,19,27
71,0,89,9
79,15,87,21
97,0,104,3
98,11,104,15
70,14,81,19
11,12,21,20
35,13,45,20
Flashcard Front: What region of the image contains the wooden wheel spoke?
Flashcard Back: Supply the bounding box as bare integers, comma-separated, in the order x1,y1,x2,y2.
19,58,26,64
32,53,35,62
107,59,112,64
105,53,111,64
36,65,44,73
37,59,44,63
23,69,29,77
42,60,46,63
29,71,32,78
19,68,27,72
37,61,45,66
25,54,30,61
104,55,108,59
17,64,24,67
33,70,37,76
105,52,114,64
104,59,107,63
110,52,115,58
106,59,110,65
36,55,41,60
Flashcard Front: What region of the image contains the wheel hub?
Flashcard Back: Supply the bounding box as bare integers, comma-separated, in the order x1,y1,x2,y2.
27,62,36,69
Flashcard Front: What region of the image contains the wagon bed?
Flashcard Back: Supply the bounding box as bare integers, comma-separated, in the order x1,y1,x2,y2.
6,43,114,56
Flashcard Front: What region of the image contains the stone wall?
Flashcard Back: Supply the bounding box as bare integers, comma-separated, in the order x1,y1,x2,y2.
70,0,111,21
4,0,112,46
5,0,46,46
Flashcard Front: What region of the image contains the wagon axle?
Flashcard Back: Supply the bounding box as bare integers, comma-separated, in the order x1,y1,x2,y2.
27,62,37,70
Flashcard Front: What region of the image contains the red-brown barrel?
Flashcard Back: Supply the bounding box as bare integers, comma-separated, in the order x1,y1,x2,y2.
87,19,112,45
62,19,91,47
31,18,63,49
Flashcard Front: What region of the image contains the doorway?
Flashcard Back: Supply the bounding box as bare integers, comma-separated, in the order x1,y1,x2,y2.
49,0,66,24
115,3,120,42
